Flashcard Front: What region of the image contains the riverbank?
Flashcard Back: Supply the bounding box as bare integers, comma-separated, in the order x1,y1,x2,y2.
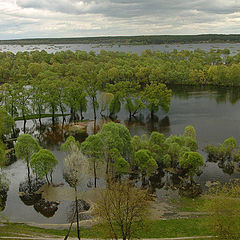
0,217,215,239
0,197,215,239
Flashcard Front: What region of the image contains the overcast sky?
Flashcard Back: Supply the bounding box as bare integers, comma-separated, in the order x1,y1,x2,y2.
1,0,240,40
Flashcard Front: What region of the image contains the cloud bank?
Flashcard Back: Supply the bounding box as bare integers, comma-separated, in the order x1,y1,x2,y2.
0,0,240,39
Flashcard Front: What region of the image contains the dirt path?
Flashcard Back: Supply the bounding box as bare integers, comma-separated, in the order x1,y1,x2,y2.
0,236,216,240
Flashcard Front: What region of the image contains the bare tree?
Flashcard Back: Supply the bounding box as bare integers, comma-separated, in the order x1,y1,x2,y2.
94,180,152,240
63,140,89,240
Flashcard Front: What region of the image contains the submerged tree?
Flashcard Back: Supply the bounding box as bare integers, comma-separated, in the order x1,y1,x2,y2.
30,149,58,184
142,82,172,119
15,134,40,189
81,134,104,188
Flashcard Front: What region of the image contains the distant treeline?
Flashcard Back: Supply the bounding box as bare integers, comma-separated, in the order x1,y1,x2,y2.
1,34,240,45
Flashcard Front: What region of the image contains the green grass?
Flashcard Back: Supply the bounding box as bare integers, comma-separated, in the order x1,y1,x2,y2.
14,113,70,121
0,217,215,239
171,197,206,212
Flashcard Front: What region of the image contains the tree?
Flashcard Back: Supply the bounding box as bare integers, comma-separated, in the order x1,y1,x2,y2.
15,81,31,133
94,180,151,240
30,149,58,184
142,82,172,119
62,137,89,240
183,125,197,140
15,134,40,188
135,149,158,184
179,151,204,183
109,94,121,117
100,122,132,175
81,134,104,188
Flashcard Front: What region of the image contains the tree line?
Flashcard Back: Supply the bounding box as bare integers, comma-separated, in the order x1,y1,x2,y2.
1,34,240,45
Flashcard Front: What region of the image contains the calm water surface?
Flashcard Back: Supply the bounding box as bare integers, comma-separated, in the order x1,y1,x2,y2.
1,42,240,55
2,85,240,224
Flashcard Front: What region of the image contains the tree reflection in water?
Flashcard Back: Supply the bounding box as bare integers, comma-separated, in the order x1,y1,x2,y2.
0,185,8,211
34,199,59,218
19,177,59,218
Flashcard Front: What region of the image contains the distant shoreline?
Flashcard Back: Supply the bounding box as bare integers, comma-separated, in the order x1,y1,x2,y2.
1,34,240,45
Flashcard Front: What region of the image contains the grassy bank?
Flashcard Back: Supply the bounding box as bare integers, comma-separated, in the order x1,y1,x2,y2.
0,217,215,239
14,113,70,121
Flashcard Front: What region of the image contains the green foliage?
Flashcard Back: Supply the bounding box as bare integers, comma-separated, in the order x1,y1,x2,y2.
30,149,58,179
100,122,132,160
0,107,14,136
81,134,104,160
149,132,165,146
15,134,40,163
109,94,121,116
179,152,204,177
183,125,196,140
113,157,130,176
135,149,158,176
61,136,80,152
204,137,240,162
142,82,172,116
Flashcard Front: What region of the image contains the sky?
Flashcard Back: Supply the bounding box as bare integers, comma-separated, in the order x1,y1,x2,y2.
0,0,240,40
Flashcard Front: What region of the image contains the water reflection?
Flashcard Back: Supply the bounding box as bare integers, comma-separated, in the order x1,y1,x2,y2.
34,199,59,218
0,185,8,211
170,85,240,105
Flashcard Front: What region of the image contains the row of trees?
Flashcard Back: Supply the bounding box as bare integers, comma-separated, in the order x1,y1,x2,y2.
13,122,204,191
1,49,240,88
0,78,171,131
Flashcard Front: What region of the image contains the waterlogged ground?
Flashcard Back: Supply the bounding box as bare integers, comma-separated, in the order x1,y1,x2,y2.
2,85,240,224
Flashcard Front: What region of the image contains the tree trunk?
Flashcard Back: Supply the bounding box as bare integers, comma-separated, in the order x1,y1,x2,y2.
27,160,32,192
80,109,84,120
93,161,97,188
52,106,55,125
75,186,80,240
46,174,50,185
93,120,97,134
64,209,77,240
92,96,97,120
150,110,154,119
50,171,53,183
23,116,27,133
38,108,42,128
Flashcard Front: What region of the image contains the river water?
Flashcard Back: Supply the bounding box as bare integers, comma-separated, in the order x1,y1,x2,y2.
1,42,240,55
1,44,240,224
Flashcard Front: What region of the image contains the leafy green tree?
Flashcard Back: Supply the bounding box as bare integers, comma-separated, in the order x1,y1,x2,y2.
99,92,114,115
31,78,47,126
125,97,145,119
15,134,40,188
142,82,172,119
100,122,132,174
30,149,58,184
0,83,18,119
61,136,80,153
179,151,204,182
183,125,197,140
135,149,158,184
64,79,87,121
0,107,15,136
81,134,104,187
109,94,121,117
